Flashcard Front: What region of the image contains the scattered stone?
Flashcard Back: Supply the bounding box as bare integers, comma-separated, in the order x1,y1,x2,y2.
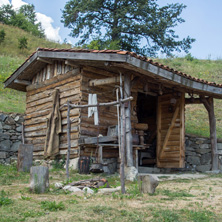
199,144,210,149
68,187,83,193
217,143,222,150
125,166,138,181
83,187,94,194
98,186,121,194
69,158,79,170
196,148,210,155
16,126,22,132
138,175,159,194
2,124,12,130
63,185,72,191
54,182,63,189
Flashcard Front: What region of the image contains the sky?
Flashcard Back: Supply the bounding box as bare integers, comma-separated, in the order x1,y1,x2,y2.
0,0,222,59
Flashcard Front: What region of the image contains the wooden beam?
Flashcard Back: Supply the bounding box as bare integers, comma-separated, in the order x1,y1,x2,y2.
89,76,120,87
185,98,203,104
124,73,133,167
200,96,219,171
14,79,31,86
65,60,78,67
37,57,53,64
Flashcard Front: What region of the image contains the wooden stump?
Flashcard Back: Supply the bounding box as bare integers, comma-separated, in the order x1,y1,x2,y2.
30,166,49,193
138,175,159,194
17,144,33,172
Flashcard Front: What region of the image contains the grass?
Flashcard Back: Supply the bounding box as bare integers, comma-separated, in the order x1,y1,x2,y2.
0,164,221,221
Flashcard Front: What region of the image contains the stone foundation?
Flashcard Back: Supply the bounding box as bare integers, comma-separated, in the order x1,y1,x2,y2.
0,113,24,164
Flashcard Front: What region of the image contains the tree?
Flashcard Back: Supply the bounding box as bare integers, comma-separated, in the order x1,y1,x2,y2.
18,36,28,50
0,29,6,44
19,4,36,25
61,0,195,57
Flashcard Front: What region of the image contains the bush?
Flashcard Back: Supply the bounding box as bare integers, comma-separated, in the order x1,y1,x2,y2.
40,201,65,212
0,29,5,44
18,36,28,50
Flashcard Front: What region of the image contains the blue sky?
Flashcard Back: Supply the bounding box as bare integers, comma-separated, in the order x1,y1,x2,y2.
0,0,222,59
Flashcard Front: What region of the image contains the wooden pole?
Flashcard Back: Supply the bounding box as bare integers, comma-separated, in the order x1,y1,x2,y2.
22,122,25,144
120,73,126,194
124,73,133,167
66,100,71,180
116,88,121,158
201,96,219,171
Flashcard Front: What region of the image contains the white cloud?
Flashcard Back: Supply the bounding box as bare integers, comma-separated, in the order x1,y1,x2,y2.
36,12,62,42
0,0,62,42
0,0,10,6
11,0,27,9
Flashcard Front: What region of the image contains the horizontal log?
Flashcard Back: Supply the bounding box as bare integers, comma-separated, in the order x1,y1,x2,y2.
89,76,120,87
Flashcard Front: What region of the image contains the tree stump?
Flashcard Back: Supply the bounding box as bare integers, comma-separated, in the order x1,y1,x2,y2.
17,144,33,172
30,166,49,193
138,175,159,194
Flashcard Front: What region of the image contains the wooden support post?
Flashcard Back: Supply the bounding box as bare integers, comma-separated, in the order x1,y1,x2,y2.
120,73,126,194
17,144,33,172
98,146,103,164
201,96,219,171
30,166,49,193
124,73,133,167
66,100,71,180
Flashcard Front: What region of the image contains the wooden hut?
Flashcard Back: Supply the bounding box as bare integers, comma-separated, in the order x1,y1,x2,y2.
4,48,222,172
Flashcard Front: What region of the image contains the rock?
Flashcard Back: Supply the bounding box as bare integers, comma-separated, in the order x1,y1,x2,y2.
138,175,159,194
10,141,21,152
0,114,7,122
83,187,94,194
0,151,7,159
196,148,210,154
200,153,211,165
63,185,72,190
196,139,205,145
187,156,200,165
0,133,10,140
15,116,24,124
0,122,2,133
98,186,121,194
124,166,138,181
2,124,12,130
199,144,210,149
0,140,11,151
5,116,15,125
16,126,22,132
54,182,63,189
196,165,211,172
185,146,195,152
68,187,82,193
186,151,196,156
69,158,79,170
217,143,222,150
17,144,33,172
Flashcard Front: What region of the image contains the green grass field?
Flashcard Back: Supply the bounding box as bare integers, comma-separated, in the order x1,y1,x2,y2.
0,164,222,221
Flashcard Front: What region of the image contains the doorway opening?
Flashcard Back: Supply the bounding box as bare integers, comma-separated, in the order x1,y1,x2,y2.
136,93,157,167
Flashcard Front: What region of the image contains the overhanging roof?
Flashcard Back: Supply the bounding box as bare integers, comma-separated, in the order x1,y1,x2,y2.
4,48,222,98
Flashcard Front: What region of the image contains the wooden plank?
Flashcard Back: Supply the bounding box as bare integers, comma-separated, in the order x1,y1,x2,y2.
80,136,117,145
89,76,120,86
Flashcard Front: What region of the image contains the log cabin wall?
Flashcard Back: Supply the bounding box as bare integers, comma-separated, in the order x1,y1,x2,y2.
79,67,121,159
25,60,82,159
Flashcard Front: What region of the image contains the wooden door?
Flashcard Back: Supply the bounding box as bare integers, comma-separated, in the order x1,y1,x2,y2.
157,93,185,168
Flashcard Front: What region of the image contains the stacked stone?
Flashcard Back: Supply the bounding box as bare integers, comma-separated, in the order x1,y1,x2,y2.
185,135,213,172
0,113,24,164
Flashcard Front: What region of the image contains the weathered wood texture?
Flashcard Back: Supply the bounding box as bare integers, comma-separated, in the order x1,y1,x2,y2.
30,166,49,193
157,93,185,168
24,63,81,158
17,144,33,172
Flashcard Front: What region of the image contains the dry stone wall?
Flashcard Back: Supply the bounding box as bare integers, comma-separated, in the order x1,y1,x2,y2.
0,113,24,164
185,134,222,172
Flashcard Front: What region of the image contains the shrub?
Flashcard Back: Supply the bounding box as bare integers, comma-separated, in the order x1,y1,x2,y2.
0,29,5,44
0,190,13,206
18,36,28,50
40,201,65,212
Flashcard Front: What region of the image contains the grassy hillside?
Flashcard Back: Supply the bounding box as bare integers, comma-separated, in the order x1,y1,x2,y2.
1,24,222,138
0,23,72,113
